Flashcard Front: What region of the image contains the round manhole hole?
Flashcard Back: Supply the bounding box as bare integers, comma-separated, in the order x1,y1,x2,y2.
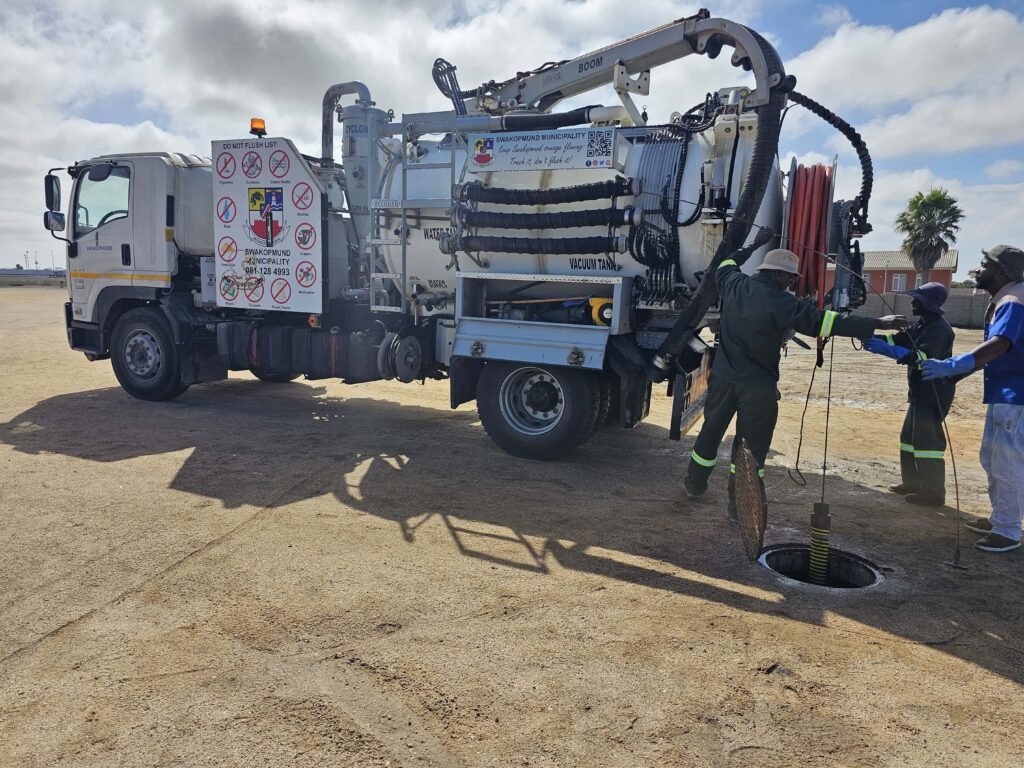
759,543,884,589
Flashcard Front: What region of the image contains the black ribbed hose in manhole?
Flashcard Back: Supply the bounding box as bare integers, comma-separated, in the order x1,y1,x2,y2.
759,544,883,589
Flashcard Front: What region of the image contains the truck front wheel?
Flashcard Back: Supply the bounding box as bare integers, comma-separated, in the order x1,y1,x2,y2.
110,307,188,401
476,362,600,460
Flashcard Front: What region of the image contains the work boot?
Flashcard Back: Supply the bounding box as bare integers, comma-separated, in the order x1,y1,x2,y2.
684,478,707,500
905,492,944,507
899,450,919,494
915,458,946,507
888,483,918,495
964,518,993,534
975,533,1022,553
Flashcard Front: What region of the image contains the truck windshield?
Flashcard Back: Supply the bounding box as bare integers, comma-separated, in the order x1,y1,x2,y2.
74,166,130,239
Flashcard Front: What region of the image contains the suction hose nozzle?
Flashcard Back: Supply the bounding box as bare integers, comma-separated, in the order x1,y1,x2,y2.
809,502,831,585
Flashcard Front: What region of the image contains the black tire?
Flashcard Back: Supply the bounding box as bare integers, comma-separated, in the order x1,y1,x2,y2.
477,362,600,460
576,374,611,442
252,369,300,383
604,374,621,425
110,307,189,401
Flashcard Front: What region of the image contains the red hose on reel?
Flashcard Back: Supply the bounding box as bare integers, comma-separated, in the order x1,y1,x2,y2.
785,163,834,364
785,163,833,308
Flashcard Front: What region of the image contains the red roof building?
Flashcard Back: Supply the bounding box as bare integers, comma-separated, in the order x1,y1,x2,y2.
826,249,959,293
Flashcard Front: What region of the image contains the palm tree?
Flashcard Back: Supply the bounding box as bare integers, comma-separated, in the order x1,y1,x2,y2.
894,188,964,284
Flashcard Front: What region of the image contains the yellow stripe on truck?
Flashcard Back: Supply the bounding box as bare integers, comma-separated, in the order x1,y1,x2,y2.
70,272,171,283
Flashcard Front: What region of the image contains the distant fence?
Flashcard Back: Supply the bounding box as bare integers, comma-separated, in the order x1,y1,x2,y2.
0,275,66,287
855,289,987,329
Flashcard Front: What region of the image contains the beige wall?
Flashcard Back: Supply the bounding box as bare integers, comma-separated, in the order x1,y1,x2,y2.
855,289,987,329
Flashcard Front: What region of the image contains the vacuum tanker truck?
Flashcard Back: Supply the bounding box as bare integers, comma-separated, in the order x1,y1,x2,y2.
41,10,872,459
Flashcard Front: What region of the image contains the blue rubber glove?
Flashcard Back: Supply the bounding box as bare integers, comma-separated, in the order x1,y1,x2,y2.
922,353,975,380
863,337,912,361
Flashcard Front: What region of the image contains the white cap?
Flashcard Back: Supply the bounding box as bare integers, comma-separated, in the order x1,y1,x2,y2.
755,249,800,275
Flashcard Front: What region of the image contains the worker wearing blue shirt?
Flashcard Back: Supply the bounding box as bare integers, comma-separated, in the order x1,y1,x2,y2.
923,244,1024,553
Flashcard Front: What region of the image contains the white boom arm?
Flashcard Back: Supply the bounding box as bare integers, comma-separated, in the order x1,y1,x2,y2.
463,10,785,114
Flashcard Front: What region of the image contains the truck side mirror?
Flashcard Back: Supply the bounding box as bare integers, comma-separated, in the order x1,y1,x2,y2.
87,164,113,182
44,211,66,232
44,174,61,211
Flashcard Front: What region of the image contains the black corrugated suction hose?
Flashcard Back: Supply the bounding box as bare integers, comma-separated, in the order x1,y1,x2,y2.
457,178,632,206
441,235,621,255
455,207,630,229
652,29,789,378
787,90,873,235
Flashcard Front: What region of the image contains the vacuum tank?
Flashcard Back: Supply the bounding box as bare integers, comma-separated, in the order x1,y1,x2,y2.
376,98,783,304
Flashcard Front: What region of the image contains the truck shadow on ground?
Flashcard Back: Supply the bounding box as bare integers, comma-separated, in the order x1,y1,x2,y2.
2,379,1022,685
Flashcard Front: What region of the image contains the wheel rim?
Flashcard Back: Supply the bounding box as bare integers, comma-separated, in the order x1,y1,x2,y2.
498,367,565,436
124,329,162,380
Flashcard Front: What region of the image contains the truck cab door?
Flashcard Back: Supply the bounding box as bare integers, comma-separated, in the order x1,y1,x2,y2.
68,161,135,324
129,155,178,284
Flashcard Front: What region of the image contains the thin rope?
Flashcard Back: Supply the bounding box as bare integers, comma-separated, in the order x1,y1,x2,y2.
821,338,835,505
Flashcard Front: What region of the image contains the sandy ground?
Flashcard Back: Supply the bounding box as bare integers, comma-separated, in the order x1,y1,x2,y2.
1,285,1022,767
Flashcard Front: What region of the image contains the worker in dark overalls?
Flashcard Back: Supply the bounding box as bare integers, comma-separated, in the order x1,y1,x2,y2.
863,282,955,506
685,237,906,511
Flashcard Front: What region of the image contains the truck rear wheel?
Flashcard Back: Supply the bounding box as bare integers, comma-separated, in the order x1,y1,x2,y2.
110,307,188,401
477,362,600,460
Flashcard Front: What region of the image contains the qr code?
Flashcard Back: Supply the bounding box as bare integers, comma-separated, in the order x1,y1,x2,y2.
587,130,613,158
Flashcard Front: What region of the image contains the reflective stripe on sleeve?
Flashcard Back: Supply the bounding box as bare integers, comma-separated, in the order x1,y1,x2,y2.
691,450,717,467
914,450,945,460
718,259,738,269
819,310,838,338
900,443,914,453
884,334,895,344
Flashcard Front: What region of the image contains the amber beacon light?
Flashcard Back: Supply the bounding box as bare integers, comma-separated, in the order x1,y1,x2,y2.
250,118,267,138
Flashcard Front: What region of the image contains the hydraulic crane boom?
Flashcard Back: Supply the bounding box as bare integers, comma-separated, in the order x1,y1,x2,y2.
463,9,785,115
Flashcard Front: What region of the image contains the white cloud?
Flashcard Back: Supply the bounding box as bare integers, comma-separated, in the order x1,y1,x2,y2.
815,4,853,31
789,7,1024,112
842,75,1024,157
986,159,1024,180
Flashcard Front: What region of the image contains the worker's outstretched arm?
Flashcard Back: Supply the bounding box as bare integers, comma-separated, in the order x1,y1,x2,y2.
733,227,776,267
863,336,914,362
922,298,1023,380
776,296,904,341
715,228,776,290
922,336,1011,380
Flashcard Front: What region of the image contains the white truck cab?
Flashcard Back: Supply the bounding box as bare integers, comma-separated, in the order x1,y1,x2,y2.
63,153,212,327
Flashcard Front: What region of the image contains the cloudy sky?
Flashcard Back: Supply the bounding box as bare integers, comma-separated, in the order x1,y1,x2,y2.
1,0,1022,274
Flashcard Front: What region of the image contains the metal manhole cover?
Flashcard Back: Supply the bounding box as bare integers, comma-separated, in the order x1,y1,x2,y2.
735,439,768,560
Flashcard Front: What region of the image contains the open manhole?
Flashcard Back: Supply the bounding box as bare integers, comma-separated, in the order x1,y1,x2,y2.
758,543,884,589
